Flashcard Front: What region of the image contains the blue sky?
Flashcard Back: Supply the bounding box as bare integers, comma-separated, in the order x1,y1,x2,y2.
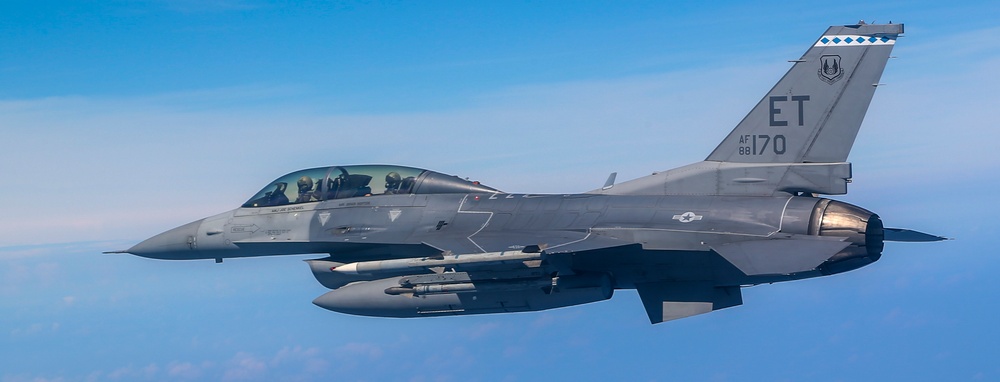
2,1,999,381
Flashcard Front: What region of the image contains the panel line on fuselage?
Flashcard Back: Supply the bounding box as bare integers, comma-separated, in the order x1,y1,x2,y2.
776,196,796,233
457,194,495,253
545,230,593,251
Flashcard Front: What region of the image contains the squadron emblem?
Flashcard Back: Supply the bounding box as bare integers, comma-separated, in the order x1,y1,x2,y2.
818,55,844,84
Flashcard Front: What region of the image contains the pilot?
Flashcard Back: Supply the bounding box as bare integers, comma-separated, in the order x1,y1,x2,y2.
295,176,315,203
384,172,401,194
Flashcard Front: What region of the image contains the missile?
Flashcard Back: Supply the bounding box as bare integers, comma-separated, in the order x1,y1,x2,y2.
384,278,555,296
331,250,543,275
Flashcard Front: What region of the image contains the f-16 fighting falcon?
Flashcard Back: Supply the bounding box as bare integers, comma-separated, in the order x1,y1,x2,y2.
111,22,946,324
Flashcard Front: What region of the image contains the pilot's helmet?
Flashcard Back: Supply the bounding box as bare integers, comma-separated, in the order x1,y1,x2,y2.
385,172,401,187
297,176,314,192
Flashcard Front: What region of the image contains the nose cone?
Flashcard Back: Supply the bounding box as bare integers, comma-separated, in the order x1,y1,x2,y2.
127,219,202,259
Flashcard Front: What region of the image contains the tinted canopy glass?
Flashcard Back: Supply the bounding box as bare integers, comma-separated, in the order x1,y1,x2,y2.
242,165,498,208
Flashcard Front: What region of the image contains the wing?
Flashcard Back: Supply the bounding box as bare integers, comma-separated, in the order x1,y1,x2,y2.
710,235,852,276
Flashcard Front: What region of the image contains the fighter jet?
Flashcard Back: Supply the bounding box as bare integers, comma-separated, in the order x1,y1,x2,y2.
112,22,946,324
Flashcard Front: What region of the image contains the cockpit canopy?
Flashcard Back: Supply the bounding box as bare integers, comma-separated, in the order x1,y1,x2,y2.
242,165,499,208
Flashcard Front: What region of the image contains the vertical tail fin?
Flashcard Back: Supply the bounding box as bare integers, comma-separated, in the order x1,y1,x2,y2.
706,23,903,163
598,23,904,196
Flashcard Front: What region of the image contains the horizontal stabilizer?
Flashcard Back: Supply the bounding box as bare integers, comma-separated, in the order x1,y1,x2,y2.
884,228,949,242
635,282,742,324
711,236,850,276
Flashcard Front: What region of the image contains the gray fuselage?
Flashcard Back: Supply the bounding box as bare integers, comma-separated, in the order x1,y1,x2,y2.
130,192,881,289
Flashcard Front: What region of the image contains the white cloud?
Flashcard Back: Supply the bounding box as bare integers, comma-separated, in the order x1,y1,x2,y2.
270,345,323,368
0,375,65,382
222,352,268,382
67,348,328,382
8,322,60,337
166,361,204,379
266,346,329,379
0,257,66,296
0,62,773,247
530,313,558,329
1,24,996,249
106,363,159,380
880,307,930,329
461,321,501,340
334,342,384,360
